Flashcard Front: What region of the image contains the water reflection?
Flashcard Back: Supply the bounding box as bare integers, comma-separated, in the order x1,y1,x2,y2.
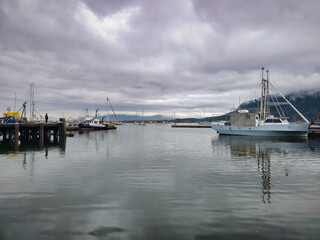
0,136,66,155
212,136,311,204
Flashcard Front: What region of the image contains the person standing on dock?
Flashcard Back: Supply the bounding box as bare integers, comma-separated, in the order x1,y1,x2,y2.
45,113,48,123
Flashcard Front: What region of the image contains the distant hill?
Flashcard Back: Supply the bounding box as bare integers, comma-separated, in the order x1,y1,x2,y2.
92,114,169,121
204,91,320,123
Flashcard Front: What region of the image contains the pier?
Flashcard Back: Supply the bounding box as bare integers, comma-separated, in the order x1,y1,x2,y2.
0,118,66,142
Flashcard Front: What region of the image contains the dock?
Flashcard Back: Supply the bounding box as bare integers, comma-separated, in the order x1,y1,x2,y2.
0,118,66,142
171,124,211,128
309,125,320,136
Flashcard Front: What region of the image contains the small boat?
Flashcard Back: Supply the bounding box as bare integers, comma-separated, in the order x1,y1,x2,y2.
211,68,310,137
66,120,80,131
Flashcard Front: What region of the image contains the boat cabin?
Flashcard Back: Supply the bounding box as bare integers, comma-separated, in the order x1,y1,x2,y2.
264,116,289,125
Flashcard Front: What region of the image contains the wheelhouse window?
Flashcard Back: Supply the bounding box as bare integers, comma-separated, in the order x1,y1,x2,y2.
265,118,282,123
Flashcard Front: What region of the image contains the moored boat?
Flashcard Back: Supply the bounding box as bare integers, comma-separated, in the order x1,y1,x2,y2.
78,117,117,131
211,68,310,137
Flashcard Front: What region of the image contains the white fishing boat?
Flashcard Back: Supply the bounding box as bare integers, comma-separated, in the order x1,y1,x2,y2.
211,68,310,137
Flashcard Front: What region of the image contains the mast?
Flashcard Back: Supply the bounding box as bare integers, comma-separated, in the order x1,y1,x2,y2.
260,67,264,123
263,72,268,120
266,70,270,115
14,92,16,112
260,67,270,122
30,83,35,121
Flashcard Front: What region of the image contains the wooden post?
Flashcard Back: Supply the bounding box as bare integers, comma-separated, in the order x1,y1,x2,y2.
59,118,66,138
14,123,19,140
8,129,12,139
40,123,44,148
26,129,30,139
14,123,19,151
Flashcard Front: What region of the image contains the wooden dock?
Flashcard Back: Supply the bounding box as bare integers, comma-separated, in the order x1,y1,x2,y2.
0,118,66,142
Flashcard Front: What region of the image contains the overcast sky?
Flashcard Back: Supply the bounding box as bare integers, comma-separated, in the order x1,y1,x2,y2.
1,0,320,119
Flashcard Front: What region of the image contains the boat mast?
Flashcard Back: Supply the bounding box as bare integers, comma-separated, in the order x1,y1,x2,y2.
266,70,270,116
260,67,270,123
260,67,265,123
263,71,268,120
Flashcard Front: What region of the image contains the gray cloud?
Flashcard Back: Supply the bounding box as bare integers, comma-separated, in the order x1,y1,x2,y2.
0,0,320,119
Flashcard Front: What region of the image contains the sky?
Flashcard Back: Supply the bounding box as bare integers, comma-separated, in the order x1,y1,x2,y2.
1,0,320,120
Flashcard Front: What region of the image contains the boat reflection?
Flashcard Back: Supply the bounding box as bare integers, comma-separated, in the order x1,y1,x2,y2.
212,136,314,204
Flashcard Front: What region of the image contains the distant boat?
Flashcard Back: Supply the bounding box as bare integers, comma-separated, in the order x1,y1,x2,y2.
66,120,80,131
211,68,310,137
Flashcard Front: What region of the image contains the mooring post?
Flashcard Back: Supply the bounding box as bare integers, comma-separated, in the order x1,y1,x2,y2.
59,118,66,138
14,123,19,140
14,123,19,150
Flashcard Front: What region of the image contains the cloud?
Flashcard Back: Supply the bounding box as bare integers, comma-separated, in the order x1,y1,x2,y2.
0,0,319,119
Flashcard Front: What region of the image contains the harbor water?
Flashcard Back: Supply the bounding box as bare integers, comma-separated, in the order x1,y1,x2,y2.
0,124,320,240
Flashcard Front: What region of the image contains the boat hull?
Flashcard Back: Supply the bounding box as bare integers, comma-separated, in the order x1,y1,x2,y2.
78,123,116,130
211,123,309,137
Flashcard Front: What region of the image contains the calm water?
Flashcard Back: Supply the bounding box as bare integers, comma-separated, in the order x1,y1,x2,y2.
0,124,320,240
